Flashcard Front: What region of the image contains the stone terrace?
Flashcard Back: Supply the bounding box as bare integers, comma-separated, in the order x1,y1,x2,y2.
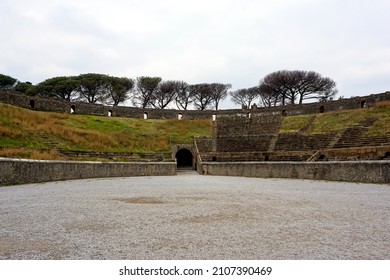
196,110,390,162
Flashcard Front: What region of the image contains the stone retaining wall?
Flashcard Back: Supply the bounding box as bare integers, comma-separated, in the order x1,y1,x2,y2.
200,161,390,183
0,158,176,186
1,90,389,120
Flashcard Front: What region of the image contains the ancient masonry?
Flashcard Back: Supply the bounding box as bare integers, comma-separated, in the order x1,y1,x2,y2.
1,90,389,119
1,90,390,184
1,90,390,168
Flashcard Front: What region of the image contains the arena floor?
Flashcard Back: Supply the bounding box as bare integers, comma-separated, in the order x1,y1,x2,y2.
1,171,389,259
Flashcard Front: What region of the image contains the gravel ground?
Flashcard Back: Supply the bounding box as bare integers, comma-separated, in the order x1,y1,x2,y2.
1,171,389,260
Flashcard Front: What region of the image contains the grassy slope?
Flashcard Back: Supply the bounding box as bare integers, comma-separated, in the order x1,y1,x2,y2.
279,102,390,136
1,102,389,160
0,103,212,158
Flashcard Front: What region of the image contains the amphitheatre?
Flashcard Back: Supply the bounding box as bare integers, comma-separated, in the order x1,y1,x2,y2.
0,90,389,259
0,90,389,185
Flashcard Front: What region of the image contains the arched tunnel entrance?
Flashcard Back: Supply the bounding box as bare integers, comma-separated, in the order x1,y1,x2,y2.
176,149,193,169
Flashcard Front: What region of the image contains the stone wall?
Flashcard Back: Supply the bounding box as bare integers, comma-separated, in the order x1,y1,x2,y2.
214,114,282,152
0,90,69,113
215,114,282,135
194,137,213,153
274,133,336,151
1,90,389,120
201,161,390,183
217,135,275,152
0,90,217,119
320,146,390,161
250,92,390,117
0,158,176,186
199,146,390,162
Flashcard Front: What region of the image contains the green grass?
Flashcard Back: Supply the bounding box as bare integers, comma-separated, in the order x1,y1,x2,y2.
280,106,390,136
0,103,212,154
279,114,314,133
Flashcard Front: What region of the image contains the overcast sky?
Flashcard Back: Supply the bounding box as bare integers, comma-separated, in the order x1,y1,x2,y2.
1,0,389,108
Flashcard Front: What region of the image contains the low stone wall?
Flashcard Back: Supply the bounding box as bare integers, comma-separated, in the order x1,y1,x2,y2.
0,158,177,186
201,161,390,183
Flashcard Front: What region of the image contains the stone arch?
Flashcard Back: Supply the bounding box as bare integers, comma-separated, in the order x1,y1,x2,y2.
178,113,183,120
143,112,148,120
175,148,193,168
70,105,76,114
29,100,35,109
282,110,287,117
319,105,325,113
361,100,367,108
108,109,113,117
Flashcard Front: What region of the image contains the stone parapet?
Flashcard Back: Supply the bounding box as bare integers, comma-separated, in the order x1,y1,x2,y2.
201,161,390,183
1,90,389,120
0,158,176,186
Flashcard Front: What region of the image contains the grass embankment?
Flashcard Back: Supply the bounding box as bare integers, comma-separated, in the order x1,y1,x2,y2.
279,101,390,136
1,101,389,160
0,103,212,160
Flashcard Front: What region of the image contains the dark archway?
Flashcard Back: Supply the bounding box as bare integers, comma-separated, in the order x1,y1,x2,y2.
176,149,193,168
29,100,35,109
